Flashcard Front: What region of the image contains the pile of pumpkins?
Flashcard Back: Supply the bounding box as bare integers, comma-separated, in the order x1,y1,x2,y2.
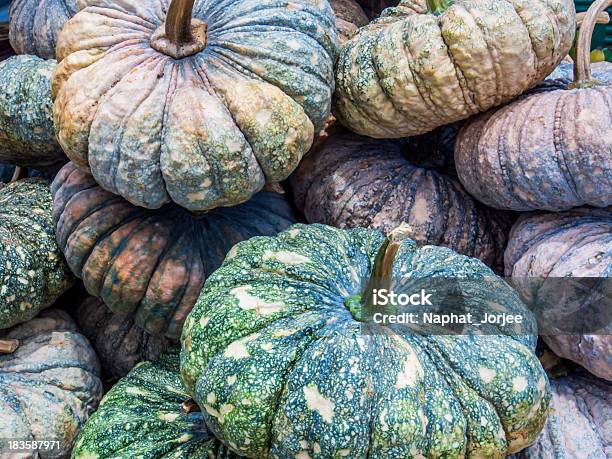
0,0,610,458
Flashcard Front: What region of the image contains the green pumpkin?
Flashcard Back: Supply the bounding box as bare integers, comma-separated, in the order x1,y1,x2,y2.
181,223,550,458
0,55,66,168
0,178,74,329
52,0,338,212
72,349,240,459
1,309,103,456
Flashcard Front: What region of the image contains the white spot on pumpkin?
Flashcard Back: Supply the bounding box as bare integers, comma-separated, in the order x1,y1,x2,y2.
512,376,528,392
339,450,351,457
299,440,308,449
227,375,237,385
303,385,334,423
158,412,179,422
273,329,296,338
262,250,311,265
479,367,496,384
537,376,547,392
287,228,300,238
394,346,423,389
178,434,192,442
226,246,239,260
296,452,311,459
313,443,321,454
287,39,302,50
224,341,250,359
220,404,234,416
207,392,216,404
126,387,148,396
230,285,284,315
199,316,210,327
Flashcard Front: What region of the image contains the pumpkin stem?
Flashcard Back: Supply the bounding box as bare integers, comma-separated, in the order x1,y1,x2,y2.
181,399,201,415
361,223,415,311
10,166,25,183
426,0,453,14
573,0,611,86
151,0,207,59
0,339,19,354
166,0,196,46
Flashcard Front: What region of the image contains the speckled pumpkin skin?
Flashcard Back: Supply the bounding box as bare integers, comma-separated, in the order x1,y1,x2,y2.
0,56,66,169
290,132,508,268
9,0,78,59
0,179,74,330
331,0,369,44
52,0,338,212
334,0,576,138
0,309,103,459
72,349,240,459
511,373,611,459
455,77,612,211
181,224,550,458
52,163,297,340
75,296,169,379
505,208,612,381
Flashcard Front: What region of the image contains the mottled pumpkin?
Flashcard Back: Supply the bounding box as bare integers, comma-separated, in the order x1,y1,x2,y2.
52,0,338,212
73,349,240,459
455,3,612,212
512,372,611,459
331,0,369,44
505,207,611,381
9,0,78,59
52,162,297,340
0,309,103,458
0,178,74,330
290,131,508,268
181,223,550,458
75,296,169,379
0,55,66,169
334,0,576,138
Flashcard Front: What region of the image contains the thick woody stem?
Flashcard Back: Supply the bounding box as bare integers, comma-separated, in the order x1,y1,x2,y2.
166,0,196,46
0,339,19,354
10,167,25,183
575,0,611,84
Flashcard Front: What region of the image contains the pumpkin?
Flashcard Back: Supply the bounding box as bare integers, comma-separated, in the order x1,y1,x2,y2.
9,0,78,60
331,0,369,44
0,55,67,169
333,0,576,138
511,372,611,459
52,0,338,212
52,162,297,340
290,131,508,269
72,348,240,459
0,309,103,457
505,207,612,381
455,2,612,212
181,223,550,458
0,178,73,330
548,60,612,84
75,295,169,379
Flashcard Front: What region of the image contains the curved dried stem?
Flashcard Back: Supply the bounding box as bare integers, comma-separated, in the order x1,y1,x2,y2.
166,0,196,46
10,166,25,183
575,0,611,84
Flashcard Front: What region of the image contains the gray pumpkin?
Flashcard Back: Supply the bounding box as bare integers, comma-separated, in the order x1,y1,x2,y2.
0,178,74,330
75,296,169,379
511,372,611,459
9,0,78,60
290,131,508,269
0,309,103,459
0,55,66,168
505,207,611,381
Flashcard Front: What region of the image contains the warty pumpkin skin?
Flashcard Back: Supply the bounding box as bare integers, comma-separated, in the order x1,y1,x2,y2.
181,223,550,458
75,296,169,379
9,0,78,60
72,349,241,459
511,372,611,459
290,131,508,268
52,162,297,340
0,178,74,330
52,0,338,212
0,309,103,459
334,0,576,138
505,207,612,381
0,55,67,169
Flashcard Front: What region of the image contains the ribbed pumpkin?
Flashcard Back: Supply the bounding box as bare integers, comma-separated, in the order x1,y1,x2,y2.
290,131,508,269
505,207,611,381
0,55,66,169
52,0,338,212
73,349,240,459
9,0,78,59
75,296,169,379
455,1,612,212
52,163,297,340
334,0,576,138
511,372,611,459
181,223,550,458
0,178,74,330
0,310,103,457
331,0,369,43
